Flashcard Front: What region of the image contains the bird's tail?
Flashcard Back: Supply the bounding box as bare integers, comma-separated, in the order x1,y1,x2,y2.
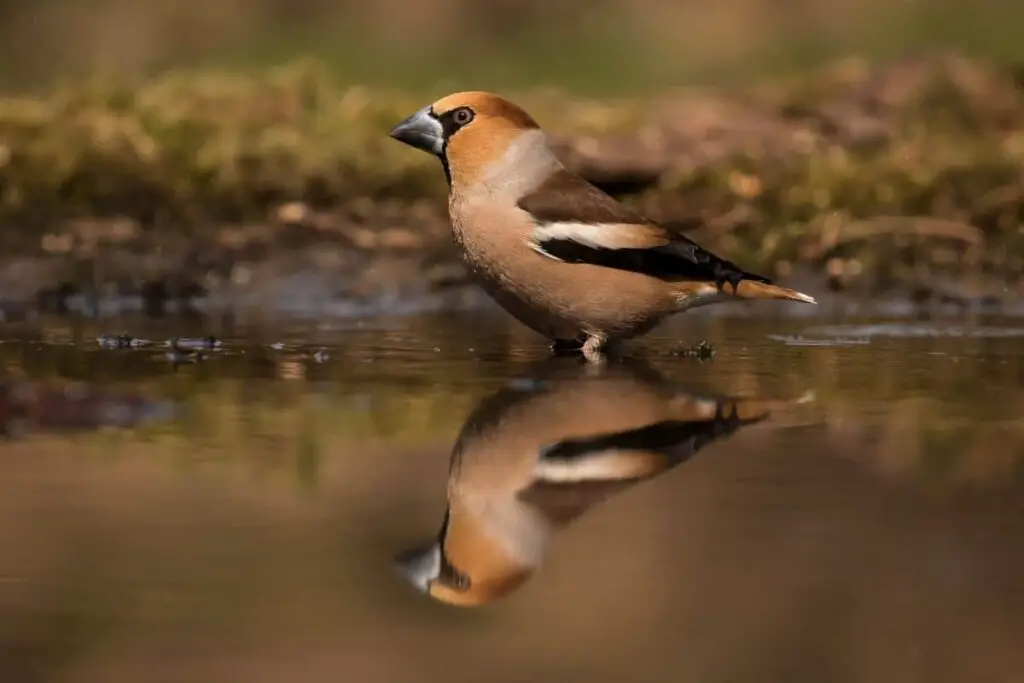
733,280,817,304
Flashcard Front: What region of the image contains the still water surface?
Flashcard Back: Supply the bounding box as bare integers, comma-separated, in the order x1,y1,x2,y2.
1,310,1023,683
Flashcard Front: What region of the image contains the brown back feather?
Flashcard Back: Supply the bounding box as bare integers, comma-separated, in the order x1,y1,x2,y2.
517,478,647,527
517,169,654,227
518,170,776,289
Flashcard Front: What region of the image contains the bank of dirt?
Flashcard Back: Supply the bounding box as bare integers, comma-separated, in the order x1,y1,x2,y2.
1,52,1022,316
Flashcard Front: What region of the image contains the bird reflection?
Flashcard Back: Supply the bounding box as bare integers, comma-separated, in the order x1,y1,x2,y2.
394,357,807,607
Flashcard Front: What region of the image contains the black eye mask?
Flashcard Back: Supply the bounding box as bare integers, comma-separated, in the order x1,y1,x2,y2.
435,106,476,186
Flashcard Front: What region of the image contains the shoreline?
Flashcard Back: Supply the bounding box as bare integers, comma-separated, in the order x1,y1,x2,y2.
0,52,1021,315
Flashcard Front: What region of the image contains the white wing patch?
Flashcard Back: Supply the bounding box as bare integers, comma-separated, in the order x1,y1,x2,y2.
532,222,619,249
527,221,629,261
535,449,648,483
528,240,563,261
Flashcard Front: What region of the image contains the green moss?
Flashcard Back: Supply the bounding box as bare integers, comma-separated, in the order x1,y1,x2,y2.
0,62,642,225
1,55,1023,284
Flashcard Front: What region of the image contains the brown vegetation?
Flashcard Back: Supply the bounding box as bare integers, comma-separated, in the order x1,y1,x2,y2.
1,52,1023,310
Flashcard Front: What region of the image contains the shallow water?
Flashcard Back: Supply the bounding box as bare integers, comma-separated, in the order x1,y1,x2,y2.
2,309,1024,683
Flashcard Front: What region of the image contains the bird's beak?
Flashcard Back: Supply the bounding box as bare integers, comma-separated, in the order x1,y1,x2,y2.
389,105,445,155
393,543,442,593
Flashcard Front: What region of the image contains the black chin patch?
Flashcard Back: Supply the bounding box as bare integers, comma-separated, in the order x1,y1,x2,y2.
440,148,452,187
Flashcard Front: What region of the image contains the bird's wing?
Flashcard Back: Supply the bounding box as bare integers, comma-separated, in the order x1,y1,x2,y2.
516,478,639,526
534,409,768,480
518,404,770,525
517,170,771,291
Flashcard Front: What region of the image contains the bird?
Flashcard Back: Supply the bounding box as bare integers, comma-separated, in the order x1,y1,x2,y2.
388,91,817,362
393,356,810,607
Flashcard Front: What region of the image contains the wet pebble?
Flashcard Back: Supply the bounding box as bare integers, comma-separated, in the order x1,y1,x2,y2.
166,336,222,352
97,334,150,349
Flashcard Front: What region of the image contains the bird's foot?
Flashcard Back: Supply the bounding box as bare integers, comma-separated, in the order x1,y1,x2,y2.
581,335,608,365
672,340,716,361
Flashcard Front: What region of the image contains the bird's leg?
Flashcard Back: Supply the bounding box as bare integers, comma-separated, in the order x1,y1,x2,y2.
581,334,608,365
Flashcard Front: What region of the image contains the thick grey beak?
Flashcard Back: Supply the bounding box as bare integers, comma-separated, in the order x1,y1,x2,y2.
389,106,445,155
393,543,442,593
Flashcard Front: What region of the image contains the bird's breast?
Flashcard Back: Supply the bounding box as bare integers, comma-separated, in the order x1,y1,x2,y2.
447,195,676,338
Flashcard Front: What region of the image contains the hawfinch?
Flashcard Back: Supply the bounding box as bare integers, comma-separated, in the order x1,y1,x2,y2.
393,357,796,607
389,91,817,362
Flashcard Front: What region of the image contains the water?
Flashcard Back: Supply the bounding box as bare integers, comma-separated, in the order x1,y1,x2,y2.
1,309,1024,683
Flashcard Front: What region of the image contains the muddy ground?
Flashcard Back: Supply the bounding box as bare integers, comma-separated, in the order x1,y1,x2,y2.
1,52,1023,317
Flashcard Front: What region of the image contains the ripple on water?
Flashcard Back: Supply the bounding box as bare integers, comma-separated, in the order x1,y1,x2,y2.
769,320,1024,346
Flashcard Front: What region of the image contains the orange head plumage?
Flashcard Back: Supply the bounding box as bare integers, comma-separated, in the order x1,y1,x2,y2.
389,91,556,190
393,503,535,608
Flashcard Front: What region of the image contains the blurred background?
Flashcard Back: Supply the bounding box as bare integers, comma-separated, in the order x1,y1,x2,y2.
1,0,1023,92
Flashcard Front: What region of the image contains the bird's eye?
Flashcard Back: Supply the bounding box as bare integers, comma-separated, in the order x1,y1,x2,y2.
452,107,474,126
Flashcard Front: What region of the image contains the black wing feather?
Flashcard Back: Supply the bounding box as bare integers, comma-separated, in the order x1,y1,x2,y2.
517,401,769,524
518,170,773,290
538,401,769,468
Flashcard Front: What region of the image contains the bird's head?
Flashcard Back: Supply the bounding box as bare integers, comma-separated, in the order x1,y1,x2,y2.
393,506,535,607
389,91,558,190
